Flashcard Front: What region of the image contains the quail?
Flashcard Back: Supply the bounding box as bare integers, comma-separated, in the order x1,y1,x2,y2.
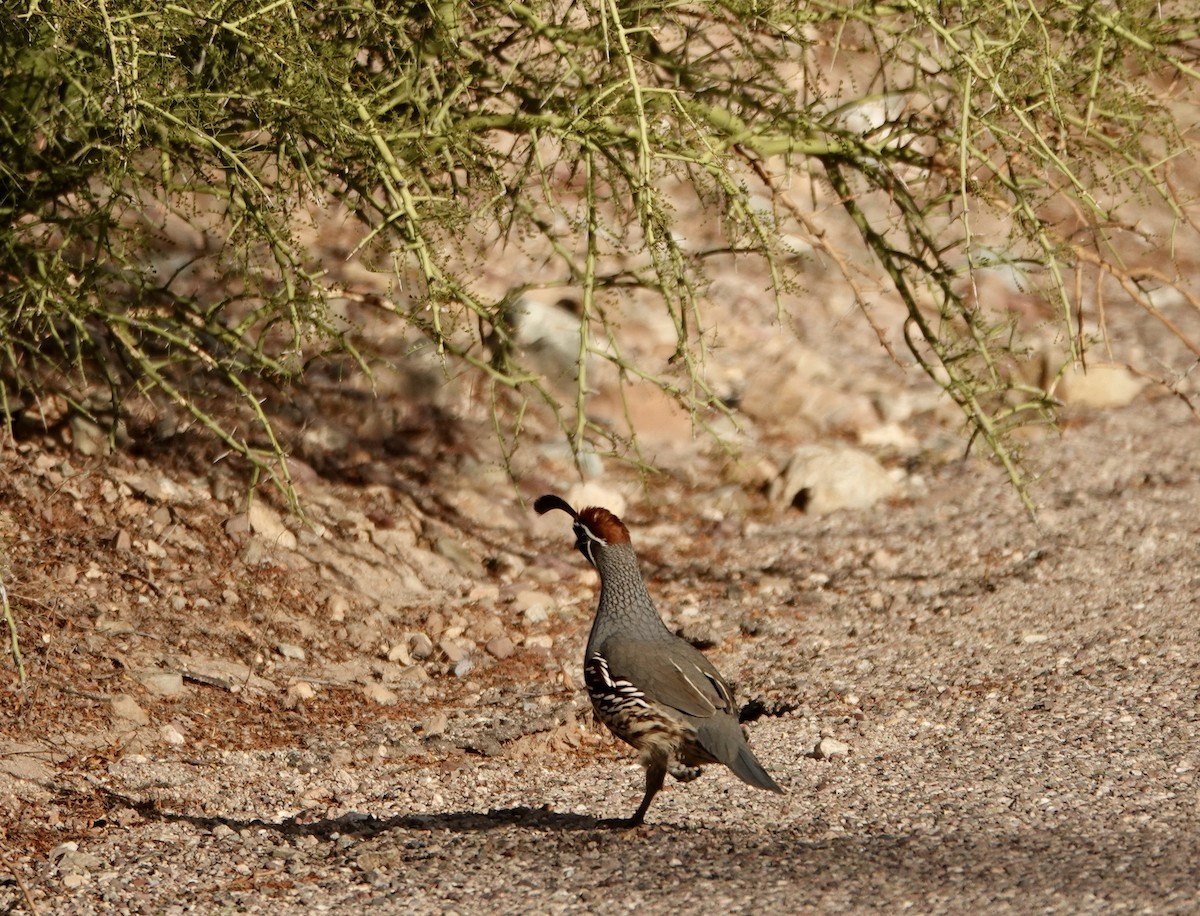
535,494,783,826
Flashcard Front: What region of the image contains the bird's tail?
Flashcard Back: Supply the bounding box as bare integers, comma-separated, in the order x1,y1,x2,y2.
699,719,784,793
729,742,784,793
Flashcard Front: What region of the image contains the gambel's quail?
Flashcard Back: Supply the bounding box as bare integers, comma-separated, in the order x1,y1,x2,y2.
535,494,783,826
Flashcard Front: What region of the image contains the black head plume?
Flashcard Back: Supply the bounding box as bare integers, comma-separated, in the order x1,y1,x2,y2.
534,494,578,518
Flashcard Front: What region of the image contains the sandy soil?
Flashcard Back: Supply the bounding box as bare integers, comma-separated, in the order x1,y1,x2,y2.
2,354,1198,914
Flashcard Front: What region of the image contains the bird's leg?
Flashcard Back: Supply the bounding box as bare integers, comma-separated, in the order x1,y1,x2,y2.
598,760,666,829
627,761,667,827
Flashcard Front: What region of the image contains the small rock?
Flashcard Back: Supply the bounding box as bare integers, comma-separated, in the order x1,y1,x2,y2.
1058,362,1145,409
135,670,184,697
69,416,111,457
247,503,298,550
327,594,349,622
362,683,399,706
514,589,555,624
224,513,252,541
112,529,132,552
62,873,87,889
770,445,898,514
421,713,449,738
486,636,515,660
113,470,198,505
283,682,316,709
387,642,413,665
49,842,79,865
524,634,554,651
453,658,473,678
276,642,306,661
212,824,237,839
814,737,850,759
439,638,468,664
409,633,434,659
159,724,186,746
110,694,149,726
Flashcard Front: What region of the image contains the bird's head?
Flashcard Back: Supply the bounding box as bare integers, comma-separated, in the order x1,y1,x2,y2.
534,494,631,568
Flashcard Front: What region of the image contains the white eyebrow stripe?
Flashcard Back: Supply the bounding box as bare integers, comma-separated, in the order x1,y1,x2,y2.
574,521,608,546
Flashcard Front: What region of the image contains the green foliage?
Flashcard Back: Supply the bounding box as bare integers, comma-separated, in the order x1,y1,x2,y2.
1,0,1198,510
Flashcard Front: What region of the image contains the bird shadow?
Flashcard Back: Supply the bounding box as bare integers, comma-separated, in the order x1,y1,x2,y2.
104,787,611,840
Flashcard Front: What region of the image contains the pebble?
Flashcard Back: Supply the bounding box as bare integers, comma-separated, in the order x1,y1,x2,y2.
110,695,149,726
159,724,186,746
524,634,554,651
486,636,515,660
277,642,307,661
247,503,298,550
212,824,237,839
283,682,316,709
224,513,251,541
69,416,110,456
136,670,184,697
814,737,850,759
422,713,449,738
410,633,434,659
1058,362,1144,408
362,683,399,706
513,590,556,624
769,445,898,514
439,639,468,664
453,658,473,678
327,594,349,622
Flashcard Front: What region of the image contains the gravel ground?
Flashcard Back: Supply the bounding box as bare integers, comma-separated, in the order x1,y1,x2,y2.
4,391,1197,914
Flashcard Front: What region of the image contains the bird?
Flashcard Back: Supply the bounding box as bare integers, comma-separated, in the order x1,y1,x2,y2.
534,493,783,827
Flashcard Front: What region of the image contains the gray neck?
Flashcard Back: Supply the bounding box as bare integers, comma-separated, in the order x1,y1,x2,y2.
584,543,673,654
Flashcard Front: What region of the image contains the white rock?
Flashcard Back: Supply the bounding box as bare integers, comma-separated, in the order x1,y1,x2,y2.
247,503,298,550
770,445,899,514
327,594,349,622
1058,362,1145,409
110,694,149,726
362,683,399,706
276,642,306,661
814,737,850,759
514,590,555,624
283,682,316,709
135,670,185,697
159,724,186,746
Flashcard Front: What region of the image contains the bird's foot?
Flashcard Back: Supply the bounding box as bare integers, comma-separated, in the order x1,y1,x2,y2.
597,815,646,830
669,764,703,783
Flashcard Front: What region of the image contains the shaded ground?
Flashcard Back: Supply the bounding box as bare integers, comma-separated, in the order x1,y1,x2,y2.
2,383,1197,913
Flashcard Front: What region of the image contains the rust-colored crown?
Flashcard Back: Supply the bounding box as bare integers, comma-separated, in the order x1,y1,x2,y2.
577,506,631,545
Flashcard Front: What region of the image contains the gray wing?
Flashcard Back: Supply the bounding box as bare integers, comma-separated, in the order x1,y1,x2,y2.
599,637,737,720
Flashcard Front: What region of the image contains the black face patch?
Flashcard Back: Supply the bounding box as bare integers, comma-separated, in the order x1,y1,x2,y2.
573,519,607,567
